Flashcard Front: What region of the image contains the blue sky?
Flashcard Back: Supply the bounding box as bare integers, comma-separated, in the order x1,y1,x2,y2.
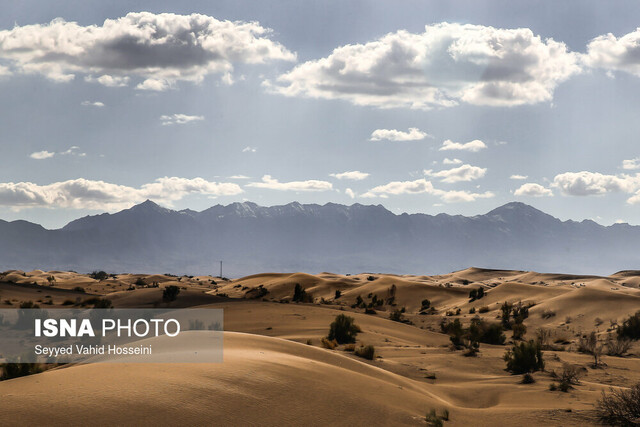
2,1,640,228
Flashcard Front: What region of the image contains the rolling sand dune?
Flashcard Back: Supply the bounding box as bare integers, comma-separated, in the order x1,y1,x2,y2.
1,267,639,425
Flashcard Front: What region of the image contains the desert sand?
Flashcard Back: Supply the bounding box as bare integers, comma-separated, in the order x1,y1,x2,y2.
1,267,639,425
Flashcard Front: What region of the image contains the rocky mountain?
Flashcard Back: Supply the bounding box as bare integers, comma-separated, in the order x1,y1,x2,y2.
0,201,637,276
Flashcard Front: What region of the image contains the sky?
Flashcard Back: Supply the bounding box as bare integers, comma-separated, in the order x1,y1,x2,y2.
2,1,640,228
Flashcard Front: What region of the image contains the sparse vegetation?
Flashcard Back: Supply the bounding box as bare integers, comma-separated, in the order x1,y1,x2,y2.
541,309,556,319
162,285,180,303
578,331,604,368
521,373,535,384
606,335,632,357
389,309,404,322
596,383,640,426
478,306,490,313
617,310,640,340
72,286,86,293
354,345,375,360
425,408,449,426
504,340,544,374
469,287,485,302
327,314,360,344
321,337,338,349
89,271,109,281
292,283,312,303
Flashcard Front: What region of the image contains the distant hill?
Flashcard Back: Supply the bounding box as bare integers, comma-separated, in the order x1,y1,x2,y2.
0,200,637,276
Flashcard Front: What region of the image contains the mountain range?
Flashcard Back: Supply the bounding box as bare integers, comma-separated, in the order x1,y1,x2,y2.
0,200,637,276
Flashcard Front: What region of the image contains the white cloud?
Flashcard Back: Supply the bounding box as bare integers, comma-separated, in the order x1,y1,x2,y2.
29,151,55,160
345,188,356,199
585,29,640,77
0,177,243,210
369,127,429,141
0,65,12,77
514,183,553,197
85,75,129,87
246,175,332,192
268,22,579,109
0,12,295,88
81,100,105,107
510,174,528,180
439,139,487,152
242,146,257,153
622,158,640,170
443,158,462,165
329,171,369,180
228,175,250,179
424,164,486,183
160,114,204,126
552,171,639,196
360,177,493,203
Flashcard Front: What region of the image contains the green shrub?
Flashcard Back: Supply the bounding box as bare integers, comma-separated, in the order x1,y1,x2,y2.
89,271,109,281
512,322,527,340
478,306,489,313
504,340,544,374
421,299,431,310
334,290,341,299
1,362,42,381
162,285,180,303
327,314,360,344
618,311,640,340
292,283,312,303
354,345,375,360
389,309,404,322
521,373,535,384
134,278,146,287
72,286,86,293
468,319,506,345
425,408,449,426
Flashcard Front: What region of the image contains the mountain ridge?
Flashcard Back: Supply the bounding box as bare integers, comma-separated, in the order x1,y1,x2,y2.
1,201,638,277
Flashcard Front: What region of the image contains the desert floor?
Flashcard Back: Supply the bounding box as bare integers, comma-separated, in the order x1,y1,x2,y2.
0,267,639,426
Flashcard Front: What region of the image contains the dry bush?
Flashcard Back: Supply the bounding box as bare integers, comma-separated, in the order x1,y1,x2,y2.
596,383,640,426
321,337,338,350
606,335,632,357
354,345,375,360
343,343,356,352
541,309,556,319
578,331,605,367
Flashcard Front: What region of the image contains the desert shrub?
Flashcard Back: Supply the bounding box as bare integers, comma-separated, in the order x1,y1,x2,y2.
327,314,360,344
367,275,376,281
162,285,180,303
469,307,476,314
535,328,552,348
558,364,581,387
468,319,506,345
334,290,341,299
321,337,338,349
134,278,146,287
469,287,485,301
89,271,109,281
596,383,640,426
292,283,311,303
425,408,449,426
354,345,375,360
541,309,556,319
343,343,355,352
578,331,604,367
512,322,527,340
72,286,86,293
500,302,513,329
389,309,404,322
512,302,529,324
617,310,640,340
91,298,112,308
606,335,632,357
1,362,42,381
549,383,557,391
61,299,74,306
521,373,535,384
478,306,489,313
364,307,377,315
504,340,544,374
421,299,431,310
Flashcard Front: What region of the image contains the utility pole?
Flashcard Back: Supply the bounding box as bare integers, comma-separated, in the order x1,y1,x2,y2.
219,260,223,278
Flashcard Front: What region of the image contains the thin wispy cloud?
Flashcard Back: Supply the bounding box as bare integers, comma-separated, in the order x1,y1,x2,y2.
439,139,487,152
361,178,494,203
510,175,528,180
329,171,369,180
81,101,105,107
242,146,257,153
246,175,332,191
29,146,85,160
160,114,204,126
369,128,429,141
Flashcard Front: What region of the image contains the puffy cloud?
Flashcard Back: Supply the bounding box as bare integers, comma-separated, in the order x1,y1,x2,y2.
514,183,553,197
443,158,462,165
584,28,640,77
622,158,640,170
360,178,493,203
246,175,332,191
552,171,639,196
510,174,528,180
0,177,243,210
329,171,369,180
160,114,204,125
0,12,295,87
439,139,487,152
369,127,429,141
345,188,356,199
268,22,579,109
81,100,105,107
424,164,487,183
29,151,55,160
